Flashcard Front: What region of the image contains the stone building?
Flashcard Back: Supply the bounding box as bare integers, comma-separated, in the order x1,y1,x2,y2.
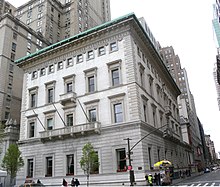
16,13,191,186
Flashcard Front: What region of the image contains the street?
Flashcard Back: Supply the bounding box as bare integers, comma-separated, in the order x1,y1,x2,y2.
176,169,220,186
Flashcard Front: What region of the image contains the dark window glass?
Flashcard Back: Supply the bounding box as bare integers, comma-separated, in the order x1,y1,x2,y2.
27,159,34,177
48,88,53,103
46,157,53,177
88,76,95,92
29,122,35,138
89,109,96,122
66,154,74,175
116,148,126,172
112,69,119,86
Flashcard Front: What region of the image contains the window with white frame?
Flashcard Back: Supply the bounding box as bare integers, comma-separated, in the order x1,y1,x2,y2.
27,158,34,178
32,71,38,79
87,50,94,60
84,68,97,93
66,154,74,175
77,54,83,63
29,87,38,108
48,64,54,74
12,42,16,52
116,148,126,172
45,156,53,177
151,104,157,127
29,121,35,138
109,93,125,124
148,147,152,169
63,74,75,93
90,151,99,174
107,60,122,87
84,99,99,123
57,61,63,70
88,108,97,122
45,81,55,104
40,68,46,76
139,63,145,87
66,113,73,126
110,41,118,52
98,46,105,56
46,117,53,130
66,58,73,67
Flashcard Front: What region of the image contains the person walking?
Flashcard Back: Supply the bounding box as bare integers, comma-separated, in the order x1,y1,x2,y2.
71,178,75,186
148,174,153,186
154,173,159,185
74,178,80,187
62,178,68,187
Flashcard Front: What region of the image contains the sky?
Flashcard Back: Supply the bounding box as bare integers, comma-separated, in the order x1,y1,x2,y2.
8,0,220,155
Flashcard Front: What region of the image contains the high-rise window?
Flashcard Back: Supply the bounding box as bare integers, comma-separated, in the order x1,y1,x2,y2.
45,156,53,177
148,147,152,169
77,54,83,63
67,58,73,67
87,50,94,60
66,154,74,175
27,158,34,177
40,68,46,76
116,148,126,172
48,64,54,73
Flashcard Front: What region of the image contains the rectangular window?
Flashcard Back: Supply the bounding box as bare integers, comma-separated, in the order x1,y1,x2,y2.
57,61,63,70
11,53,15,62
66,114,73,126
46,156,53,177
13,32,18,40
67,58,73,67
113,103,123,123
89,108,96,122
12,42,16,52
87,50,94,60
77,54,83,63
90,151,99,174
143,104,147,122
30,93,36,108
116,148,126,172
47,118,53,130
110,42,117,52
40,68,46,76
88,76,95,92
47,88,54,103
48,64,54,73
66,82,72,93
27,159,34,178
29,122,35,138
111,69,119,86
148,147,152,169
66,154,74,175
98,46,105,56
32,71,37,79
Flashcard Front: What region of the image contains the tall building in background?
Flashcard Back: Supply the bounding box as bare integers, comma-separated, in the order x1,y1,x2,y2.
14,0,111,43
159,46,205,171
212,1,220,110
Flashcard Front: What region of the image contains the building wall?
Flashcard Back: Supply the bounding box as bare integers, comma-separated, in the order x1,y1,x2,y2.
16,15,190,186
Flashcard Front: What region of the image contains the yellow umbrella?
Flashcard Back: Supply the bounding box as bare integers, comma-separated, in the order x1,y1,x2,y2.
154,160,172,168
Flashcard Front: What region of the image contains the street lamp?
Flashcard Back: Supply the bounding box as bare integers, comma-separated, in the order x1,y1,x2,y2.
124,124,168,186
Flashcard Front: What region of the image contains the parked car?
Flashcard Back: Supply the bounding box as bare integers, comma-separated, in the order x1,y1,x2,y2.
204,167,210,173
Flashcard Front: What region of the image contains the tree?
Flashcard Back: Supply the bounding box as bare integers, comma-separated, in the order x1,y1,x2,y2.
1,143,24,186
80,143,99,187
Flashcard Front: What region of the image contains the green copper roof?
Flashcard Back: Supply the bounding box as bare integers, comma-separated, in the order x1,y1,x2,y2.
15,12,135,64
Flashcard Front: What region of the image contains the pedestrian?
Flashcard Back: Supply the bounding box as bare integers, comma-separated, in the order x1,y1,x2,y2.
71,177,75,187
62,178,68,187
148,174,153,186
75,178,80,187
154,173,159,185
